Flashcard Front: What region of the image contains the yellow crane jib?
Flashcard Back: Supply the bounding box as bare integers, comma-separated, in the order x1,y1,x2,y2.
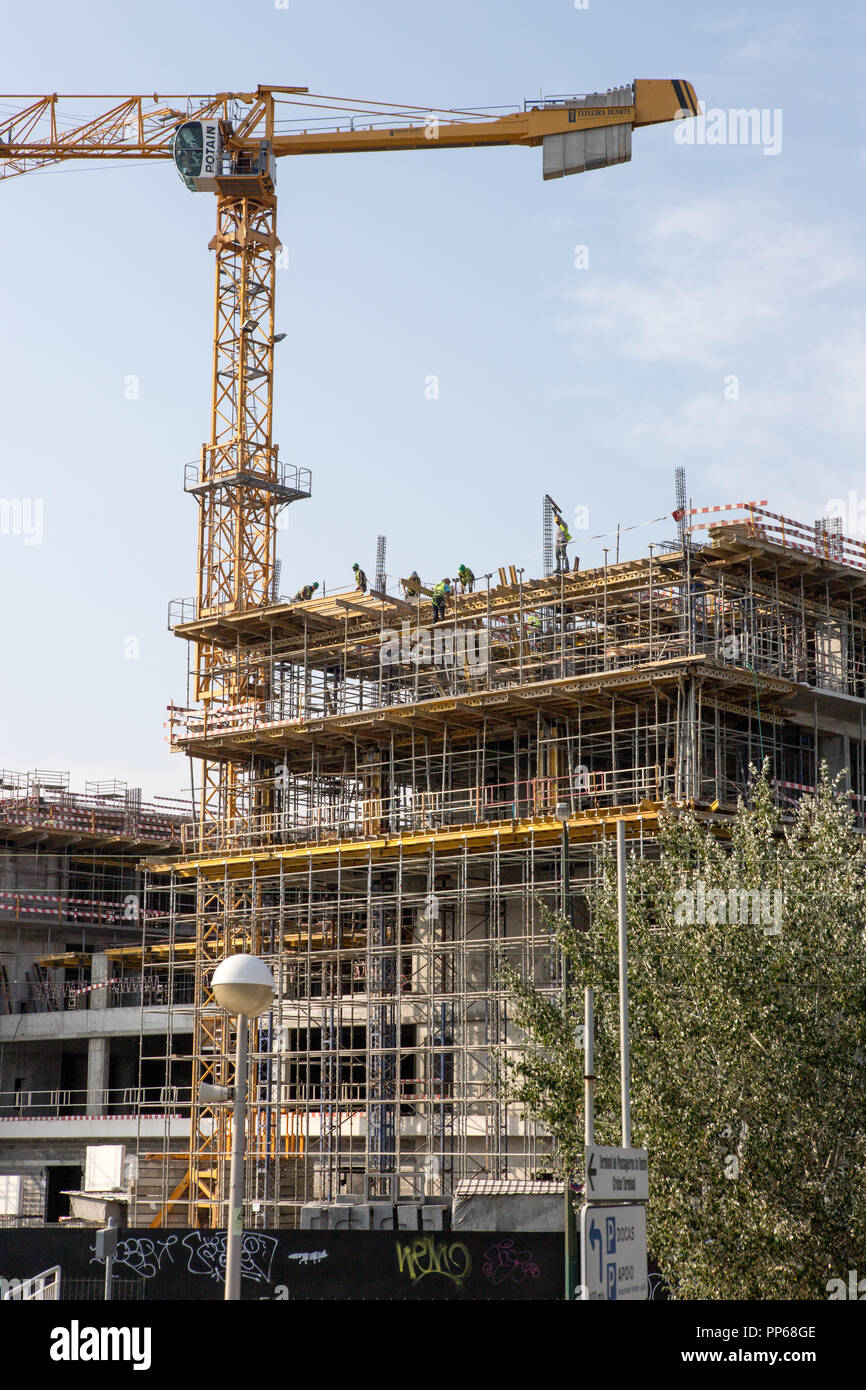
160,79,699,193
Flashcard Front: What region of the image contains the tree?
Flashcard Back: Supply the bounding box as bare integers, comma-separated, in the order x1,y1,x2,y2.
500,768,866,1299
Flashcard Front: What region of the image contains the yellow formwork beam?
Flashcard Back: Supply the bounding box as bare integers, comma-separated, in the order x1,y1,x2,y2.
148,803,665,881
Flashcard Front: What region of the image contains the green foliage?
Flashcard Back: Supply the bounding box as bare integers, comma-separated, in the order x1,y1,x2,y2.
500,767,866,1299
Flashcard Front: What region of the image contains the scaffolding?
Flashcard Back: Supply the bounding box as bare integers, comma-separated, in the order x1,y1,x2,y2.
0,774,188,1015
138,502,866,1227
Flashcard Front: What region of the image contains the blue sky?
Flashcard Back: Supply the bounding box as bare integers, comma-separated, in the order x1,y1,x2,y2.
1,0,864,797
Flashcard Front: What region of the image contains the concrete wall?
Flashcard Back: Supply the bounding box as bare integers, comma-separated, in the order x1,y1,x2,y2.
0,1040,73,1096
0,851,65,893
452,1192,563,1232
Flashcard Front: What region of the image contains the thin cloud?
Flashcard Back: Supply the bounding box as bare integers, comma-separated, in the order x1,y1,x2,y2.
563,198,863,369
558,197,866,510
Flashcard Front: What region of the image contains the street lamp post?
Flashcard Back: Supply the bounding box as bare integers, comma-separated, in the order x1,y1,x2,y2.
554,800,577,1299
210,953,275,1302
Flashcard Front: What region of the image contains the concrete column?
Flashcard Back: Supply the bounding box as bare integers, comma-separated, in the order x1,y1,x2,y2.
817,733,850,788
86,953,110,1115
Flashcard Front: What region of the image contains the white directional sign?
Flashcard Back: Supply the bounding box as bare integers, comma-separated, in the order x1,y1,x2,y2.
584,1146,649,1202
580,1203,648,1301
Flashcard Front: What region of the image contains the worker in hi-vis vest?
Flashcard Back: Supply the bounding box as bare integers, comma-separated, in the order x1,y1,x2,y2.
432,577,451,622
554,513,571,574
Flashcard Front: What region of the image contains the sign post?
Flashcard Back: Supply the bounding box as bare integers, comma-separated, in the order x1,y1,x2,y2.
580,1145,649,1301
95,1219,118,1302
580,1203,648,1301
584,1146,649,1202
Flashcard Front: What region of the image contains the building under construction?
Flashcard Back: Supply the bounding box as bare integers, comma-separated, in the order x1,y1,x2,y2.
133,502,866,1228
3,82,862,1234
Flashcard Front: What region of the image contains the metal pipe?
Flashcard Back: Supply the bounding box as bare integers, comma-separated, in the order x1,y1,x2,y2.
616,818,632,1147
225,1012,248,1301
584,986,594,1145
561,814,575,1300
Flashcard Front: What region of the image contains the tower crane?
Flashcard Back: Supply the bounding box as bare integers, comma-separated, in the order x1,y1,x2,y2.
1,82,697,1225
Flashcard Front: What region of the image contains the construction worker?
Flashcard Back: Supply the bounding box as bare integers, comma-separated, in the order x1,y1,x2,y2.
323,667,340,716
457,563,475,594
402,570,422,598
352,562,367,593
292,581,319,603
554,512,571,574
432,577,451,622
526,611,542,653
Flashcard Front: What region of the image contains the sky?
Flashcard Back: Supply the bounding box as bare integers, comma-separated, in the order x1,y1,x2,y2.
1,0,864,799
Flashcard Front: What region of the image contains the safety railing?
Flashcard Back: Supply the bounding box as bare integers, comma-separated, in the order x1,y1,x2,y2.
2,1265,60,1300
0,891,166,926
178,765,663,855
0,1085,190,1119
0,796,182,844
183,456,311,497
274,106,521,137
167,596,198,627
281,1079,461,1106
687,501,866,572
524,89,632,111
1,972,195,1016
769,778,866,826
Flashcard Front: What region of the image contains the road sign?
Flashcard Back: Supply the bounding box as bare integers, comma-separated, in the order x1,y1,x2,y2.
580,1203,648,1301
584,1145,648,1202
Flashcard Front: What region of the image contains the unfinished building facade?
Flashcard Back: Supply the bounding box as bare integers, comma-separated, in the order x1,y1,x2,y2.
0,774,189,1222
136,504,866,1228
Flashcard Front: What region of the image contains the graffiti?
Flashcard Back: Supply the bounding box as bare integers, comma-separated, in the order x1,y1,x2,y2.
481,1240,541,1285
87,1231,279,1286
0,1228,562,1301
395,1236,471,1288
91,1234,176,1279
180,1230,279,1285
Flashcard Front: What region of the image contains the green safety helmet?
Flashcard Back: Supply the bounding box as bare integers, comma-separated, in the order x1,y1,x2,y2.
313,581,319,589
